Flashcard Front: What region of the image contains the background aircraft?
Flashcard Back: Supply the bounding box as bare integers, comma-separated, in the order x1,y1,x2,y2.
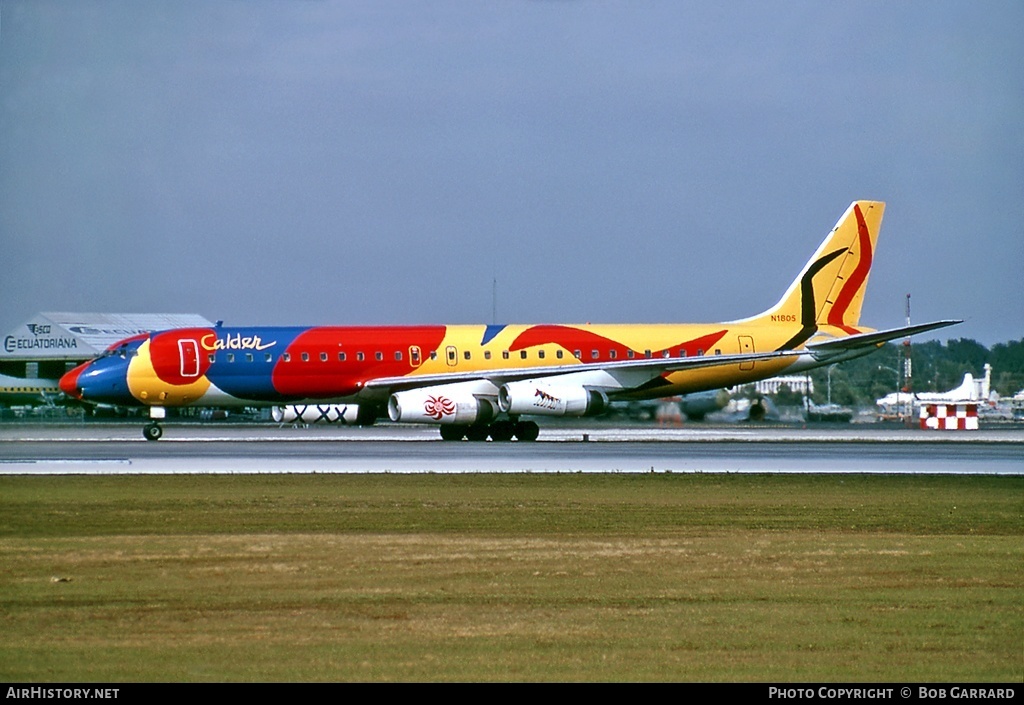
61,201,959,440
877,363,995,412
0,372,61,407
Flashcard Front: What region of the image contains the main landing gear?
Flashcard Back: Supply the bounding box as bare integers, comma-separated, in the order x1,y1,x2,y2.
439,419,540,442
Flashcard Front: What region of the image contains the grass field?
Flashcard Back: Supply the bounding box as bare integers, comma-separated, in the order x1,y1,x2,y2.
0,473,1020,682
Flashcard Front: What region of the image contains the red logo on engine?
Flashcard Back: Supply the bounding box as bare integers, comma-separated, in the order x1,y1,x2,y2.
534,388,559,409
424,395,456,420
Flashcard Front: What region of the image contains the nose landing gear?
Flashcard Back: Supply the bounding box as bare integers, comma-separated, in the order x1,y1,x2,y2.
143,407,167,441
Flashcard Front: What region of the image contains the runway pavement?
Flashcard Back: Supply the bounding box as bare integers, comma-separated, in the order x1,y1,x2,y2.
1,422,1022,474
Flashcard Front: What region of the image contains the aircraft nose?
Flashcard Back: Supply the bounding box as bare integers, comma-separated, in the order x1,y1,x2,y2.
59,364,87,400
63,355,133,404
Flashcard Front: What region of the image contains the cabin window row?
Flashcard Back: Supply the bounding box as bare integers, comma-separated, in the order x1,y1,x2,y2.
206,347,717,364
206,351,397,363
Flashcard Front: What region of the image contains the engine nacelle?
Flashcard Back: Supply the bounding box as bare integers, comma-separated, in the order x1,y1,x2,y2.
388,387,497,425
498,381,609,417
272,404,363,425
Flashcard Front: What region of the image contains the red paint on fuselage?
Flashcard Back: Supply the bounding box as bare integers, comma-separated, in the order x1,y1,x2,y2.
59,362,86,399
271,326,448,397
509,325,729,359
151,328,216,385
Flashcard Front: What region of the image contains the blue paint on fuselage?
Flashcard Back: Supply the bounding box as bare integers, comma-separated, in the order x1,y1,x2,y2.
481,324,507,346
203,327,304,401
76,338,143,405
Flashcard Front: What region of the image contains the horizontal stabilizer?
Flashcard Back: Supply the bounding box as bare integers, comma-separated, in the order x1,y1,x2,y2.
807,320,962,352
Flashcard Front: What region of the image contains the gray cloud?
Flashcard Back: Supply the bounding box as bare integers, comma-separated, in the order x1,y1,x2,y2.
2,1,1021,345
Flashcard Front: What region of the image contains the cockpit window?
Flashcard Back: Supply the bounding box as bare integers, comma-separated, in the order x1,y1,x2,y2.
99,344,138,360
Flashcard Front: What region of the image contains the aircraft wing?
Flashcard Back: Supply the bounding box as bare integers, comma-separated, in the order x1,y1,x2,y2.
807,320,962,353
362,319,962,401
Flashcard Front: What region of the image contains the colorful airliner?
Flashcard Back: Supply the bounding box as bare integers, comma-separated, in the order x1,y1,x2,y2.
60,201,959,441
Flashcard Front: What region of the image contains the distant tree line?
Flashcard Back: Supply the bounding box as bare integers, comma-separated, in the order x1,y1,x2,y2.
791,338,1024,407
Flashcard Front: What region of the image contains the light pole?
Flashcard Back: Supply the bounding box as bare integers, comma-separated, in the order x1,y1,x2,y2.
878,364,902,419
826,364,838,406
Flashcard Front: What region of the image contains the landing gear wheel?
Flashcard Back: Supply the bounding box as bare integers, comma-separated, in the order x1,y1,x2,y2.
465,425,490,442
440,425,466,441
514,420,540,442
489,420,515,442
143,423,163,441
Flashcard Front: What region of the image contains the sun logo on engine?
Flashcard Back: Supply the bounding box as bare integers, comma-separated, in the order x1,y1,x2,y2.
424,395,456,420
534,388,559,410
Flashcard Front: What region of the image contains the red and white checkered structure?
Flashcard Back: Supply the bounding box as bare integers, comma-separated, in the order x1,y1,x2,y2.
919,403,979,430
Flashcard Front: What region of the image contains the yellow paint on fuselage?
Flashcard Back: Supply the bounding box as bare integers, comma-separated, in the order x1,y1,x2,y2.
398,320,859,399
127,339,211,405
386,200,887,400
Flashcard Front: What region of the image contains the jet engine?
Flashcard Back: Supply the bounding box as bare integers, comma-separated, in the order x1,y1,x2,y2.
498,381,609,417
679,389,730,420
388,386,498,425
272,404,363,425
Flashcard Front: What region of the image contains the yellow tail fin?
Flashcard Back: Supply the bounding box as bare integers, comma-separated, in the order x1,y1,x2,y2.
747,200,884,335
735,201,884,349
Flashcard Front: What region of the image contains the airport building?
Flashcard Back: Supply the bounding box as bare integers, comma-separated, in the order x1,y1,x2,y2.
1,312,212,406
729,374,815,397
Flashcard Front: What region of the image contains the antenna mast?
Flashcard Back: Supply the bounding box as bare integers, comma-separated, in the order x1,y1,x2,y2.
903,294,912,421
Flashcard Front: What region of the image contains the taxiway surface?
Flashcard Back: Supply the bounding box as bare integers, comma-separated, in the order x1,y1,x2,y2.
2,423,1021,474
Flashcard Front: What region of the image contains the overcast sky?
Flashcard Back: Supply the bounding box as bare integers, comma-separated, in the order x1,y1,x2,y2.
2,1,1021,346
